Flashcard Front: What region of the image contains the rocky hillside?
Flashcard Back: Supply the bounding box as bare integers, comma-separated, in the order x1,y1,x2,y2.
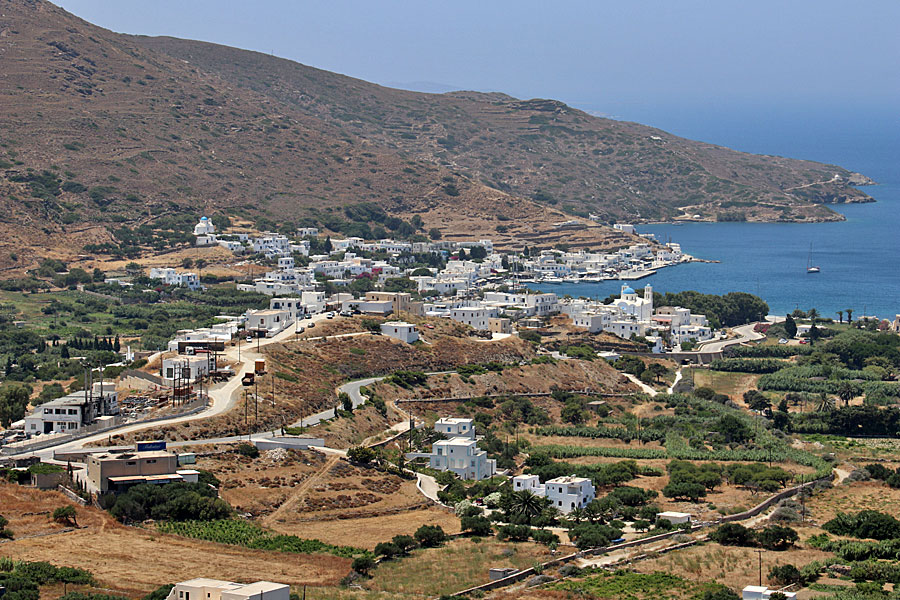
0,0,873,269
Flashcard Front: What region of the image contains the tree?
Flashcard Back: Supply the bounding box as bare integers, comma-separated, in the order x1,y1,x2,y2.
836,310,844,324
340,391,353,413
351,556,375,576
347,446,375,464
816,392,835,413
662,481,706,502
414,525,448,547
744,390,771,414
808,308,819,321
769,564,802,586
784,314,798,338
648,363,669,383
508,490,546,521
52,506,77,527
845,308,853,323
702,588,740,600
837,382,857,407
391,534,418,554
374,541,401,559
460,515,493,536
0,514,12,539
808,323,821,345
709,523,755,547
0,385,31,427
561,400,586,424
756,525,798,550
428,228,442,240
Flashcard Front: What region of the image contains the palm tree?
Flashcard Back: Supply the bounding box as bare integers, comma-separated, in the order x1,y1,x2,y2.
808,308,819,322
509,490,545,521
837,382,857,407
845,309,854,323
816,393,835,413
568,507,586,524
837,310,843,323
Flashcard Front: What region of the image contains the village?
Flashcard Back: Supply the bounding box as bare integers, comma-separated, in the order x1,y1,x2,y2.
3,216,900,600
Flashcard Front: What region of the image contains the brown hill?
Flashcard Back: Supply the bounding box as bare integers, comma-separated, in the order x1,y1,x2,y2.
0,0,873,269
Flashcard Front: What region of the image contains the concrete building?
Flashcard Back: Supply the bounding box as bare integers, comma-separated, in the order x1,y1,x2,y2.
166,580,289,600
429,437,496,480
23,383,118,435
246,309,292,336
488,317,512,334
449,306,500,331
434,417,475,439
380,321,419,344
544,476,595,513
162,356,212,382
86,449,199,493
193,216,217,246
365,292,424,316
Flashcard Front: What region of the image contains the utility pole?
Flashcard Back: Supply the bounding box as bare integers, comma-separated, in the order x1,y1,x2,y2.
754,549,765,587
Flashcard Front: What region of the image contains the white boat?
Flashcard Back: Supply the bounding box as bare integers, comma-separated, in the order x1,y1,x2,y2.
807,243,820,274
542,277,564,284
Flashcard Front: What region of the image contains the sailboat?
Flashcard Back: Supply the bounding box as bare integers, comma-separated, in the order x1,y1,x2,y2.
806,243,820,274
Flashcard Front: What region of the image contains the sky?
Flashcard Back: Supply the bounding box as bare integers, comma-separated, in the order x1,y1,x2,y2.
55,1,900,145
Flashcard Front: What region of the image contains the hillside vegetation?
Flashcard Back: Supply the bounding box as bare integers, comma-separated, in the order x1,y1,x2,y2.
0,0,873,272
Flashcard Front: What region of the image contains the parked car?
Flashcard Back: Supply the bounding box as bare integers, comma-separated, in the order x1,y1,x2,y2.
246,335,253,342
778,338,788,344
307,322,315,328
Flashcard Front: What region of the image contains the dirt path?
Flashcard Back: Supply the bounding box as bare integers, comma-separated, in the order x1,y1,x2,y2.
261,454,341,526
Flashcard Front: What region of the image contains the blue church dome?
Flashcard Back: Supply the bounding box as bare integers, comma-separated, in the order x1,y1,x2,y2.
623,287,635,294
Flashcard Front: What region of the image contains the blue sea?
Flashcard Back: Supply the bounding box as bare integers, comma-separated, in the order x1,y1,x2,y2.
531,104,900,319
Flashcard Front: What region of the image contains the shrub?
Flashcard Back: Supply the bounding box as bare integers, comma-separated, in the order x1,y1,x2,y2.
391,534,417,554
823,510,900,540
531,529,560,546
347,446,375,464
709,523,756,547
235,444,259,458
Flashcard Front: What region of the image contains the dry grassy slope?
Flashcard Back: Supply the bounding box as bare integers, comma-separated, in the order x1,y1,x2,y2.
0,0,639,269
134,36,873,222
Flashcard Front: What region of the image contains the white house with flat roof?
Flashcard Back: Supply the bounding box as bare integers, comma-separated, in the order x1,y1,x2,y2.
656,511,691,525
449,306,500,331
741,586,796,600
434,417,475,439
545,476,595,513
380,321,419,344
149,268,201,291
512,474,546,495
429,437,495,480
246,309,292,336
166,579,289,600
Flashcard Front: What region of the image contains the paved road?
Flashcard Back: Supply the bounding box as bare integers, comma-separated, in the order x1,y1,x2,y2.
667,368,683,394
17,313,339,460
622,373,659,397
694,322,765,354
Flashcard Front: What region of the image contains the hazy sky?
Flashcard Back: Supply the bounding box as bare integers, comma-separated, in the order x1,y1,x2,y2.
56,1,899,122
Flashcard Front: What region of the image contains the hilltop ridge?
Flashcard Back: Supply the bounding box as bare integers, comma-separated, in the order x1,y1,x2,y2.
0,0,874,270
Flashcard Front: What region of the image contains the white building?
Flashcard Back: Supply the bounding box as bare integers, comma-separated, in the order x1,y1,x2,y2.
23,383,118,435
193,216,217,246
656,511,691,525
270,297,304,320
613,224,635,234
545,476,595,513
429,437,496,480
742,586,797,600
449,306,500,331
612,285,654,321
149,268,201,291
162,356,212,382
302,291,326,313
251,234,291,258
380,321,419,344
246,309,292,336
511,474,595,514
434,417,475,439
512,474,546,495
166,580,289,600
